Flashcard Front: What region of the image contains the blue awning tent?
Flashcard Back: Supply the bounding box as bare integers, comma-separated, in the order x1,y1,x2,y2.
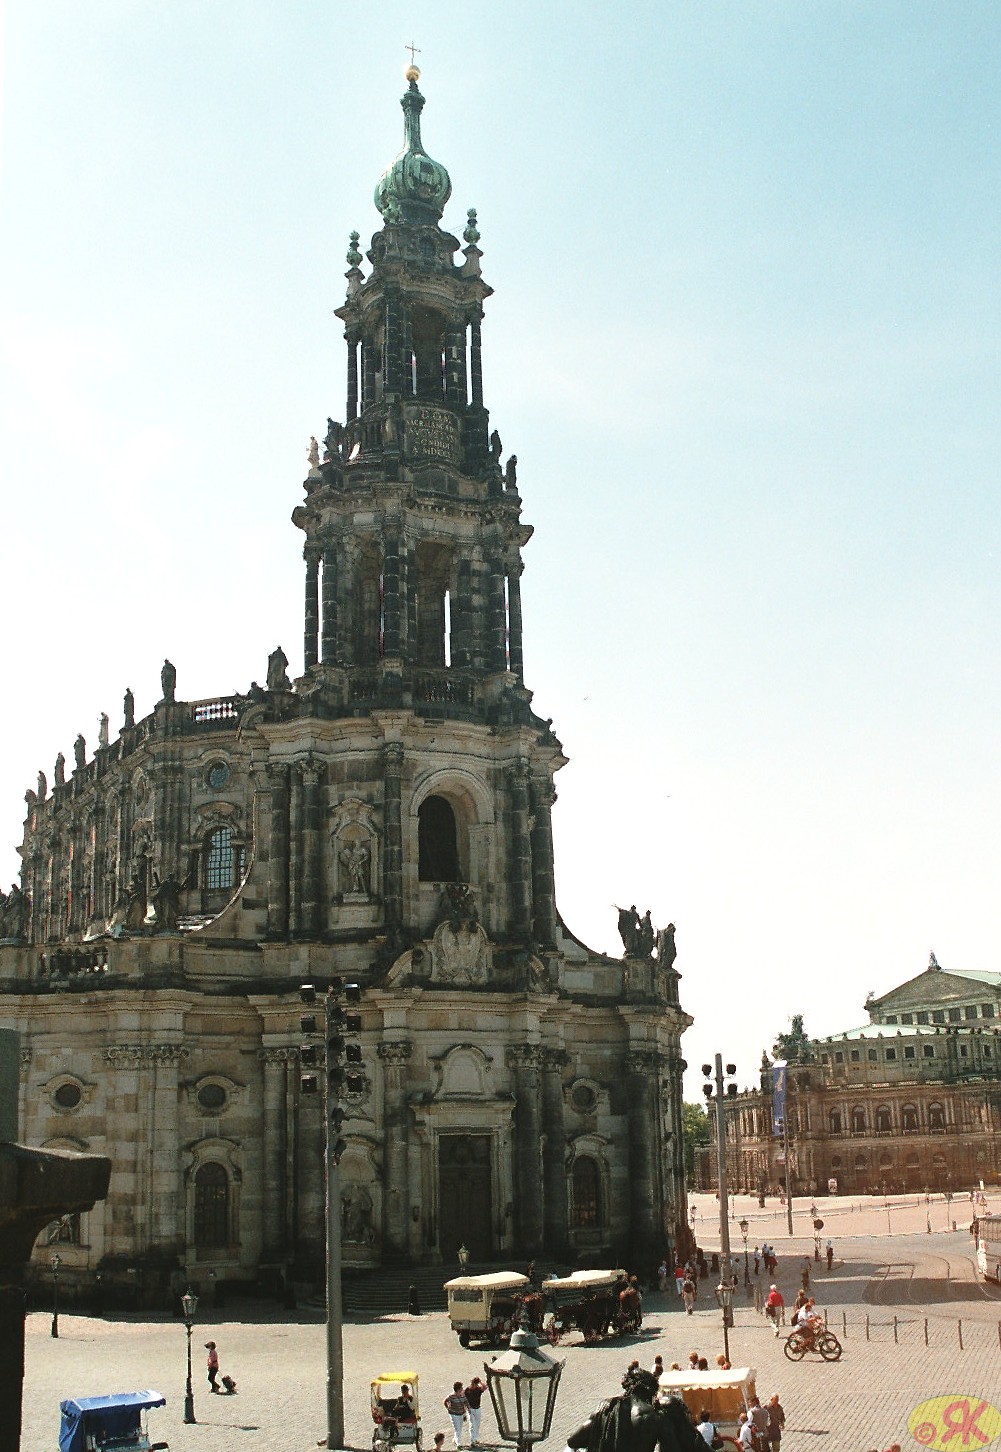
58,1390,166,1452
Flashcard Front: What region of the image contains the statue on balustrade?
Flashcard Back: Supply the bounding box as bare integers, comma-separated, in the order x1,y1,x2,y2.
0,884,29,941
160,659,176,704
267,646,291,692
54,753,66,788
150,872,185,933
73,735,86,771
123,687,135,728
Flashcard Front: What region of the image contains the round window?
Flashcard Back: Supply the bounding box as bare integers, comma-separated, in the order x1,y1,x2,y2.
54,1082,82,1109
207,762,230,790
570,1082,598,1114
197,1083,227,1111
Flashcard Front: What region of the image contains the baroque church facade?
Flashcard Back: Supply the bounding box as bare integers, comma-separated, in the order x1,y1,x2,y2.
0,69,690,1301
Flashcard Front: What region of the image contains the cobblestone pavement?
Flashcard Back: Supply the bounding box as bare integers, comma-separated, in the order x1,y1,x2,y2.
20,1204,1001,1452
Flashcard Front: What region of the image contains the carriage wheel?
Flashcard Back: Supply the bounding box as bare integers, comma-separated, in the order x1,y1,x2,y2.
783,1333,807,1361
459,1331,470,1349
817,1332,843,1361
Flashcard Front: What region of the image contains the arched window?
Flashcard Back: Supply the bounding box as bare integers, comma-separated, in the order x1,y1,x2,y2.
851,1107,867,1135
410,304,446,401
829,1109,842,1134
876,1106,892,1134
571,1157,601,1228
194,1162,229,1248
418,796,460,882
928,1103,945,1132
205,827,235,891
354,541,384,666
902,1104,919,1133
414,542,454,669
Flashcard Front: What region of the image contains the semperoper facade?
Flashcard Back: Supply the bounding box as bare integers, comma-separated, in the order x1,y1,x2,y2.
0,68,690,1302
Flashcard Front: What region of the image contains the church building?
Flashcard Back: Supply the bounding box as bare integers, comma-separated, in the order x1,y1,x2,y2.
0,67,690,1303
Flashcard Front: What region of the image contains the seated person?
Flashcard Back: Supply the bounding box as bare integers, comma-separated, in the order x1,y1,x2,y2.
393,1385,417,1423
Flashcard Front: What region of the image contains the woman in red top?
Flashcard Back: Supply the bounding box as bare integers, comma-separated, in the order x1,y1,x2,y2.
764,1285,785,1337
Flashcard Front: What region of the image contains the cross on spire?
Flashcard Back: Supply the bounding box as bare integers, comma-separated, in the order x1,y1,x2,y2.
405,41,421,66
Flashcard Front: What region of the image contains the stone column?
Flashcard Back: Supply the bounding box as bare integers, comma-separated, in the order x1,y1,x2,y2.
541,1049,569,1253
261,1047,293,1252
529,777,558,949
507,565,524,681
382,530,402,659
507,1046,544,1255
321,545,337,665
303,551,320,669
486,558,507,672
266,763,290,938
625,1050,659,1254
469,314,483,407
445,320,466,405
382,744,404,934
378,1041,413,1257
149,1045,188,1249
506,761,533,939
384,288,403,397
362,339,376,411
299,760,322,938
288,767,303,936
336,539,356,669
346,332,359,420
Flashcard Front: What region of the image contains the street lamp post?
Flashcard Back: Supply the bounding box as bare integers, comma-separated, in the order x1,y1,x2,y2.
181,1288,198,1424
738,1216,750,1288
300,978,364,1452
484,1323,564,1452
50,1253,61,1339
703,1056,738,1356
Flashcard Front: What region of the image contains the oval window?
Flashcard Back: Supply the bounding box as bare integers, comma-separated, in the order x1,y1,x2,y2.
54,1082,82,1109
207,762,230,790
570,1082,598,1113
197,1083,227,1111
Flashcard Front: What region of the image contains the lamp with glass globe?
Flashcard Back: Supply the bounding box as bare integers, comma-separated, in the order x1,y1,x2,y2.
483,1323,564,1452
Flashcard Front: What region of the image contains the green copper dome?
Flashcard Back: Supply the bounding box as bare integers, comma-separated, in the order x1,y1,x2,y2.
374,68,452,226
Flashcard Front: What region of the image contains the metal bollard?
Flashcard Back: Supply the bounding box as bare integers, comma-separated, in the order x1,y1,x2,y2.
958,1319,963,1350
865,1315,870,1342
893,1316,898,1344
925,1319,929,1346
842,1311,847,1337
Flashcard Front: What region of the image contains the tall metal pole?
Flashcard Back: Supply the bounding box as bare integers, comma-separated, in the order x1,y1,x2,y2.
783,1113,793,1236
714,1054,733,1362
183,1319,195,1424
325,992,344,1451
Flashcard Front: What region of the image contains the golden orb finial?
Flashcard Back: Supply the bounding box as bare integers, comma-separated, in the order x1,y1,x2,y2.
405,63,421,83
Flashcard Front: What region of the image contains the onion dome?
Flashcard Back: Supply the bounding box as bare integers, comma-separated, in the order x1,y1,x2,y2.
374,66,452,225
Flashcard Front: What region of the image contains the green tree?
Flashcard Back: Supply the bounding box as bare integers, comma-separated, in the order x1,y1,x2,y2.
682,1100,711,1180
773,1013,813,1063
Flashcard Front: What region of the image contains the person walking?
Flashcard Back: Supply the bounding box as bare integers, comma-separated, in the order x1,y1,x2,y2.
444,1382,470,1448
765,1394,785,1452
463,1377,486,1446
764,1284,785,1336
682,1276,697,1315
205,1340,220,1392
825,1240,834,1272
748,1396,769,1445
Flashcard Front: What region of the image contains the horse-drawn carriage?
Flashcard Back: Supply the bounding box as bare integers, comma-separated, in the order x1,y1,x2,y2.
540,1269,638,1344
445,1272,537,1348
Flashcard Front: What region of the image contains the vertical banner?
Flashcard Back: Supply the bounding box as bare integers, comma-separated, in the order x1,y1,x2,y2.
772,1060,787,1135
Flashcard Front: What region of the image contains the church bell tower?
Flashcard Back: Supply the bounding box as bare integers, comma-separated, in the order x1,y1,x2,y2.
283,63,561,961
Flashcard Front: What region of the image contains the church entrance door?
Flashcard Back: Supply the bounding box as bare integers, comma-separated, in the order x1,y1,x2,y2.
438,1134,492,1262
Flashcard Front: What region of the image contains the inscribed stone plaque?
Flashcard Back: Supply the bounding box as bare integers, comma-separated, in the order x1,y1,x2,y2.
407,407,460,464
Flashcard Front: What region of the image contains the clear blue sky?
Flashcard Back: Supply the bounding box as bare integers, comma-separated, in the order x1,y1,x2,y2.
2,2,999,1098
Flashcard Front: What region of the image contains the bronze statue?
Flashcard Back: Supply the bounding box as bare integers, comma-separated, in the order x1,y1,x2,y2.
267,646,291,692
123,687,135,729
160,659,176,704
566,1370,703,1452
